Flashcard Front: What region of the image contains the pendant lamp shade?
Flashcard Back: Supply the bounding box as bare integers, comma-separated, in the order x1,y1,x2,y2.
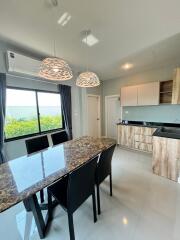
39,57,73,81
76,71,100,87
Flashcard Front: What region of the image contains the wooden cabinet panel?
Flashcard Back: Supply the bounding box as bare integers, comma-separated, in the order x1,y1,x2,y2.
152,136,180,181
118,125,134,148
134,127,156,136
147,144,153,152
137,82,160,106
160,80,173,104
143,127,157,136
134,134,152,144
134,142,153,152
172,68,180,104
121,86,138,106
118,125,156,153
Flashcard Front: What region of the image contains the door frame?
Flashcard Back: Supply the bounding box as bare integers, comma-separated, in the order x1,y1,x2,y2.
87,94,101,137
105,95,121,137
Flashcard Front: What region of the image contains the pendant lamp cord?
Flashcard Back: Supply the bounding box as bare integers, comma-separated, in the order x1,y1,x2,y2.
54,39,56,58
51,2,58,58
86,30,89,72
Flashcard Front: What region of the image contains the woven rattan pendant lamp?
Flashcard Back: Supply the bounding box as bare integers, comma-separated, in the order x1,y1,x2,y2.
39,56,73,81
39,1,73,81
76,30,100,88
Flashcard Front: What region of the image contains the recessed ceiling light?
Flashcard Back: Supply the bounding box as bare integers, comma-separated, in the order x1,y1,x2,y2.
82,34,99,47
122,63,134,70
58,12,71,26
122,217,128,225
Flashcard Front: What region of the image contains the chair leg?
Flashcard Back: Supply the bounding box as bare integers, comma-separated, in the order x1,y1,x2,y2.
68,212,75,240
40,189,44,203
47,191,53,221
110,172,112,197
92,189,97,223
96,184,101,215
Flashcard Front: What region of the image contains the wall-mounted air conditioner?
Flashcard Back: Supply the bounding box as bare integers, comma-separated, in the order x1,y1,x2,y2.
7,51,41,77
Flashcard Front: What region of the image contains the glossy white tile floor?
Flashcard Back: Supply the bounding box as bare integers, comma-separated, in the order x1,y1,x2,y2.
1,146,180,240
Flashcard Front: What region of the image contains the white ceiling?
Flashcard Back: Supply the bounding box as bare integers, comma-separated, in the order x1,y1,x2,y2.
0,0,180,80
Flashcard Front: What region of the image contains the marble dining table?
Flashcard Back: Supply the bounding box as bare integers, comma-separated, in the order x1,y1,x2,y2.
0,136,116,239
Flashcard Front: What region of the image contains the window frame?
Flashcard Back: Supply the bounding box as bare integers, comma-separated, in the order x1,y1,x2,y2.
5,86,65,142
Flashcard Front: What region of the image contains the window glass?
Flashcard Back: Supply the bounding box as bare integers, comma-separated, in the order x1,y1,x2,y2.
5,88,63,140
37,92,62,132
5,89,39,139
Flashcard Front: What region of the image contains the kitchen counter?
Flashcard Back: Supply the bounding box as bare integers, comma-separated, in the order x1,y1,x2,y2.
117,121,180,129
153,127,180,140
117,121,180,182
152,127,180,181
152,134,180,181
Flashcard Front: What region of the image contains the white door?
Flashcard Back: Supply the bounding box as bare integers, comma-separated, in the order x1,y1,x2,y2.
106,95,121,139
87,95,100,137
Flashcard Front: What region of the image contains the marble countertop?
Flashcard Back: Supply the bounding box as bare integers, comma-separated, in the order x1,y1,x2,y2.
0,136,116,213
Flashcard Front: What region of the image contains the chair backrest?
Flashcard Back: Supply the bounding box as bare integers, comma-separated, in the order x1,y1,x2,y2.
67,156,98,213
25,135,49,154
96,144,116,185
51,131,68,146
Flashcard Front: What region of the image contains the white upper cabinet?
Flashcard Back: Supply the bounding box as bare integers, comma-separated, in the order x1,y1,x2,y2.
138,82,160,106
121,82,160,106
121,86,138,106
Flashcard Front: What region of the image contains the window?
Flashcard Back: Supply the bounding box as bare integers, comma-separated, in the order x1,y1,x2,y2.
5,88,63,140
37,92,62,132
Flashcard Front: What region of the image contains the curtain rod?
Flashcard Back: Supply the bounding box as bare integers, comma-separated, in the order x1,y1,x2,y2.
6,73,58,85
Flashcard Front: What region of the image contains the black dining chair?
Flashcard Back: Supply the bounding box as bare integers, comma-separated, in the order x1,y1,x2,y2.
47,156,98,240
25,135,49,203
25,135,49,155
51,130,69,146
95,144,116,215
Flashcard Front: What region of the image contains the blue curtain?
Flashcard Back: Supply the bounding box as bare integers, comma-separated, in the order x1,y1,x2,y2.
59,84,72,140
0,73,6,164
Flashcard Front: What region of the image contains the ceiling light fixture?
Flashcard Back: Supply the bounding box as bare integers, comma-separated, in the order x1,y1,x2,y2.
39,57,73,81
58,12,72,27
76,72,100,88
122,217,128,225
122,63,134,70
76,30,100,88
82,33,99,47
39,6,73,81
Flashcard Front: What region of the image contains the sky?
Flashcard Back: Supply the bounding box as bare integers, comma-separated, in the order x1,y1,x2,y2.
6,89,61,107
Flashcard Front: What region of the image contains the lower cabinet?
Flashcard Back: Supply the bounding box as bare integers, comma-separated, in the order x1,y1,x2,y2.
117,125,157,153
134,142,153,152
118,125,135,148
152,136,180,181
